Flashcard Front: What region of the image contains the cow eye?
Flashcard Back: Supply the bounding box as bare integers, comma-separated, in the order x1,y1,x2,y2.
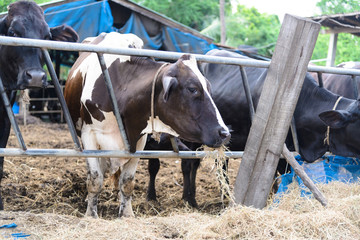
8,29,18,37
187,87,198,94
45,33,52,40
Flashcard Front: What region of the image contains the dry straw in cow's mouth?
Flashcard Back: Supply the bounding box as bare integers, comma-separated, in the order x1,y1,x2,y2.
200,145,235,206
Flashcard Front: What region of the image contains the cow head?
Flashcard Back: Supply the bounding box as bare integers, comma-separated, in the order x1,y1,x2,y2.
156,54,231,148
319,99,360,157
0,1,78,90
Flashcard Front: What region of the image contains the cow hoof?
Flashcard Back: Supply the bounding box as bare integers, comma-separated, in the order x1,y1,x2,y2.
183,198,198,208
85,209,98,218
119,211,135,218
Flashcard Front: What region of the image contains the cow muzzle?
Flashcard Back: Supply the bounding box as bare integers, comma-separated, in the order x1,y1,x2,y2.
205,126,231,148
18,69,48,89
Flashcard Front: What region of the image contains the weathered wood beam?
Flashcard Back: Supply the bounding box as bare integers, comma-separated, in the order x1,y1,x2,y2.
233,14,321,209
282,144,328,207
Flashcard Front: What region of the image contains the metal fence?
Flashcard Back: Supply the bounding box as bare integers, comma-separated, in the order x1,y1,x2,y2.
1,35,360,159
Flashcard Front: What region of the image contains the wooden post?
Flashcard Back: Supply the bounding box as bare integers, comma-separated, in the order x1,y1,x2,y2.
233,14,321,209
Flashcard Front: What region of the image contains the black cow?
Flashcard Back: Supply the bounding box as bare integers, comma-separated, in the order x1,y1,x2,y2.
147,49,360,207
321,62,360,99
0,1,78,210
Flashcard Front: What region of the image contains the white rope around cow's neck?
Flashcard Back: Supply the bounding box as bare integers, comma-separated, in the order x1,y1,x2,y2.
150,63,169,142
324,96,343,146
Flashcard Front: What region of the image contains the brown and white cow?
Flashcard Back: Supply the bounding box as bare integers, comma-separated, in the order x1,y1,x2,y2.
64,32,230,218
0,1,78,210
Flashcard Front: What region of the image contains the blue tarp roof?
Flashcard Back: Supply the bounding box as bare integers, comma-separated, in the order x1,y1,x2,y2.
44,0,218,54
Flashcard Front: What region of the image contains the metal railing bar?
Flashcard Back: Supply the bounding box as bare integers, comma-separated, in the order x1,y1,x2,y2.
42,49,82,151
317,72,324,87
97,53,130,152
0,36,269,67
29,98,61,101
351,75,359,99
0,77,27,150
28,110,62,114
0,148,244,158
0,36,359,76
239,66,255,121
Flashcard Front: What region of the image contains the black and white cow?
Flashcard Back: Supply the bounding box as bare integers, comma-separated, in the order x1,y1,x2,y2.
0,1,78,210
64,32,230,218
147,49,360,207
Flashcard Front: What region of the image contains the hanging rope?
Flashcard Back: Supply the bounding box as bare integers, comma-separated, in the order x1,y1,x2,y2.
324,96,343,146
150,63,169,142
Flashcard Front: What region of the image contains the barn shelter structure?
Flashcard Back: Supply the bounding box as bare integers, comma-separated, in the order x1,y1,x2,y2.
310,12,360,67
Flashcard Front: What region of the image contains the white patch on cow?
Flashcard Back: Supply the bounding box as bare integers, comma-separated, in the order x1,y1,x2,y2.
75,117,82,133
182,55,229,131
141,116,180,137
80,33,143,104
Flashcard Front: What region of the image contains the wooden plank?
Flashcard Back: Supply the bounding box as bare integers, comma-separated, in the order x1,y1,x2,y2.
233,14,321,209
282,144,327,207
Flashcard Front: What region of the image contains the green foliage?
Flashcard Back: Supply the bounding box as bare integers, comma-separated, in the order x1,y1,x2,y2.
132,0,223,31
316,0,360,14
202,5,280,56
312,0,360,65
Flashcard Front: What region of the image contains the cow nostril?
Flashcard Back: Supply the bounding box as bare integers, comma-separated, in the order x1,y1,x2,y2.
219,129,230,139
25,70,46,86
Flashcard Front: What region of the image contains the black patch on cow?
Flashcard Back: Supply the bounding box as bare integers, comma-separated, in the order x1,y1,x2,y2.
85,99,105,122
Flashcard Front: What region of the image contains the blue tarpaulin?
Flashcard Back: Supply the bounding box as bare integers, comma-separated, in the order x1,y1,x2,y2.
277,155,360,196
44,0,217,54
44,0,114,42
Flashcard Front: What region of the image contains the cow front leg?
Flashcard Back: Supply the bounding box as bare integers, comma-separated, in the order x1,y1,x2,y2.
85,157,105,218
147,158,160,201
0,103,12,210
181,158,200,208
118,158,138,217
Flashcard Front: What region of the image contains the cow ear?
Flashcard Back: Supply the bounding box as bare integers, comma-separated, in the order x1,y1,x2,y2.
0,17,7,35
50,24,79,42
162,76,178,102
319,110,353,129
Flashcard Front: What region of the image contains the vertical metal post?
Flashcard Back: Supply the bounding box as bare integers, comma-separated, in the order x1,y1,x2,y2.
0,77,26,150
290,117,300,153
317,72,324,88
352,75,358,99
97,53,130,152
42,49,82,151
239,66,255,121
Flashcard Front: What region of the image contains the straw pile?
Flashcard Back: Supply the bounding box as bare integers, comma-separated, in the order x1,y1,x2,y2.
1,123,359,239
1,182,359,239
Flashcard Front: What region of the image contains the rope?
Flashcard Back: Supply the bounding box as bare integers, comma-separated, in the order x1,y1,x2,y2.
150,63,169,142
324,96,343,146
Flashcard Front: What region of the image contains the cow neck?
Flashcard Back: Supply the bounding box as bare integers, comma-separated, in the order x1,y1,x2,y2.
324,96,343,146
150,63,170,142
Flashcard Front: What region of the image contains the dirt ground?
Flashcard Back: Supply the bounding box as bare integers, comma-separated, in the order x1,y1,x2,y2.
2,118,241,219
